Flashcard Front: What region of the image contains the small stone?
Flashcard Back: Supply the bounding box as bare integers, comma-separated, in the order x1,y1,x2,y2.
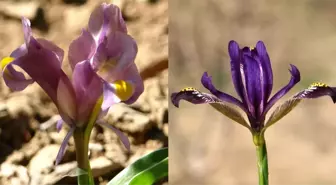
118,112,151,133
0,163,29,185
91,156,122,177
0,1,39,20
28,145,60,185
104,143,128,164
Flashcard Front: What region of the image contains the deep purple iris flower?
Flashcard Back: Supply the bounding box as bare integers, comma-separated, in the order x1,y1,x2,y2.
172,40,336,133
1,4,143,164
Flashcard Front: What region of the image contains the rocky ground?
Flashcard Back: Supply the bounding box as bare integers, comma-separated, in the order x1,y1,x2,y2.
0,0,168,185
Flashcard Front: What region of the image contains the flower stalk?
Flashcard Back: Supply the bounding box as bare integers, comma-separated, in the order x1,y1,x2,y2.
74,128,94,185
73,96,103,185
253,133,268,185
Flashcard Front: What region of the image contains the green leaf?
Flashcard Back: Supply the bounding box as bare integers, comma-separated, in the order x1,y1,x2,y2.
107,147,168,185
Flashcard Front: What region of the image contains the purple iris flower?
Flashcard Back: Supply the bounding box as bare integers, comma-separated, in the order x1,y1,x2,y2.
172,40,336,133
1,3,143,165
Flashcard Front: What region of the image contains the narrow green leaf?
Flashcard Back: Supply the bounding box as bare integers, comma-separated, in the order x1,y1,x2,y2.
128,157,168,185
107,147,168,185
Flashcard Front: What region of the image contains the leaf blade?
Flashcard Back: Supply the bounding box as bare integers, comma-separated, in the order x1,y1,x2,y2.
107,147,168,185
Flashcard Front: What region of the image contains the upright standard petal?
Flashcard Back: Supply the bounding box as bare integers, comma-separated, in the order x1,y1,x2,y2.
72,61,103,123
228,40,246,102
255,41,273,102
104,4,128,34
262,64,300,117
88,3,127,43
68,30,96,70
93,32,137,76
21,17,32,47
242,55,262,116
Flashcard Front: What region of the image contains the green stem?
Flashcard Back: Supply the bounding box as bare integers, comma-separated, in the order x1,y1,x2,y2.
73,96,103,185
253,134,269,185
74,128,94,185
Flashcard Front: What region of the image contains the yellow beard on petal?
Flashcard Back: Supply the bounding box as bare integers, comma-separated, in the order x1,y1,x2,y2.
1,57,15,77
310,82,328,88
113,80,134,101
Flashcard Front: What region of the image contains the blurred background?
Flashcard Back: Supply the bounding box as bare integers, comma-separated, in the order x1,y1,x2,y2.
170,0,336,184
0,0,167,184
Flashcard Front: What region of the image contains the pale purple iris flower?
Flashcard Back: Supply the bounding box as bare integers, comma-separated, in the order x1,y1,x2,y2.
172,40,336,133
1,4,143,165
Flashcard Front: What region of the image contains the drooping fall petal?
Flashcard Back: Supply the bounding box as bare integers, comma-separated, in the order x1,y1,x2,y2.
10,38,64,103
171,87,249,128
263,82,336,131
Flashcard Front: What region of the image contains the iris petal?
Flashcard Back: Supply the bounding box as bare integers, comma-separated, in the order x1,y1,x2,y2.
88,3,127,43
262,64,300,117
55,126,75,165
93,32,143,104
171,87,250,129
21,17,32,46
68,30,96,70
12,38,64,103
228,40,246,102
101,82,121,113
57,75,76,120
201,72,247,113
72,61,103,123
294,82,336,101
56,119,63,133
242,55,262,116
97,121,130,151
0,57,34,91
36,38,64,63
263,82,336,132
255,41,273,102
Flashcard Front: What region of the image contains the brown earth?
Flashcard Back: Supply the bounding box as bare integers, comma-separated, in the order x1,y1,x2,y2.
170,0,336,184
0,0,168,185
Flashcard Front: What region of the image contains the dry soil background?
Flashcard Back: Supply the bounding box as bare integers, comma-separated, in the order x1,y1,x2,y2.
170,0,336,184
0,0,168,185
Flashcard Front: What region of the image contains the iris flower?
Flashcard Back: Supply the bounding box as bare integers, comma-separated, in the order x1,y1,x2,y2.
171,40,336,136
1,3,143,166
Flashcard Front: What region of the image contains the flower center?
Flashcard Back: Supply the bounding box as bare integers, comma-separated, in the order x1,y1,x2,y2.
96,59,117,78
